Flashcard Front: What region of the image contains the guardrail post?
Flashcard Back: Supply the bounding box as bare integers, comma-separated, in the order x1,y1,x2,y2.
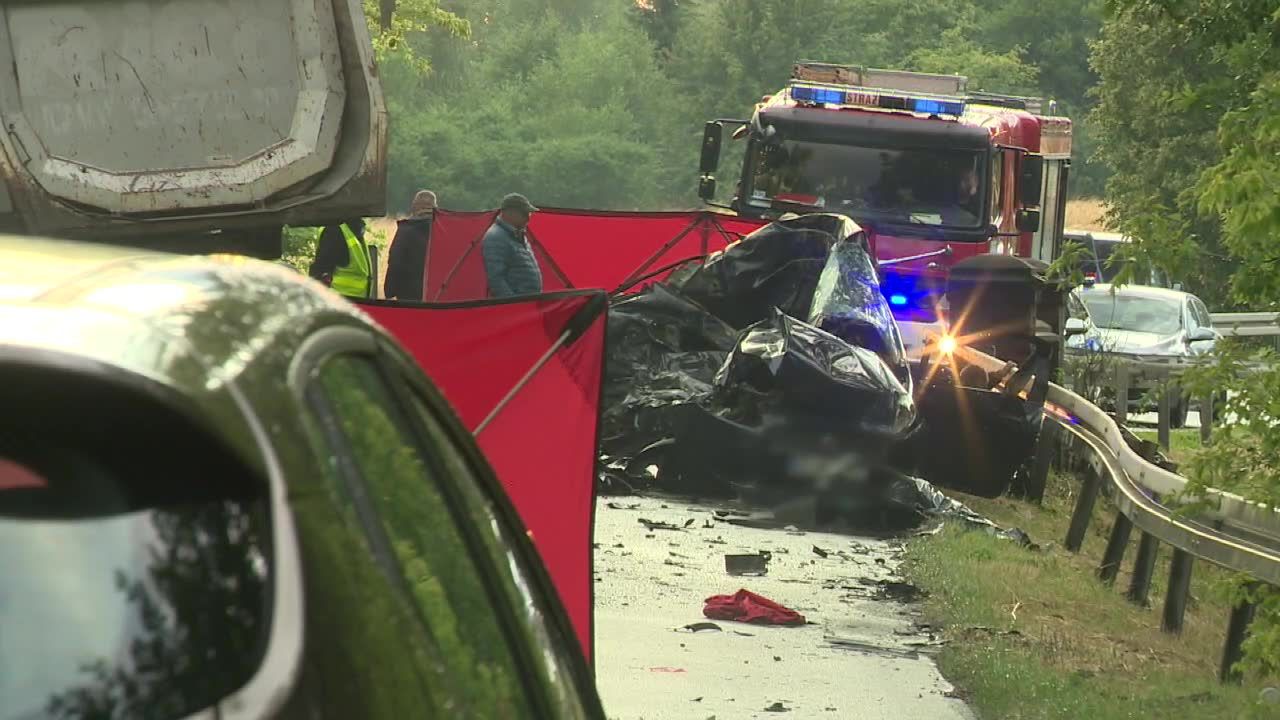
1200,391,1214,445
1065,467,1102,553
1114,364,1130,426
1158,379,1172,452
1126,490,1162,606
1162,548,1195,634
1127,530,1160,606
1022,418,1056,504
1220,592,1257,684
1099,513,1133,584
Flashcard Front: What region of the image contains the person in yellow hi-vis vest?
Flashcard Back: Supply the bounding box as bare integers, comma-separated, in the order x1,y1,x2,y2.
308,218,372,298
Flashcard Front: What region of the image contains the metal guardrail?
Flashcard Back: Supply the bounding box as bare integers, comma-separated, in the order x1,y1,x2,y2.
957,345,1280,682
1213,311,1280,338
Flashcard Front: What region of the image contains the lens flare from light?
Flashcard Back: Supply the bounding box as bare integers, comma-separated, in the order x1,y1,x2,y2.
938,334,958,355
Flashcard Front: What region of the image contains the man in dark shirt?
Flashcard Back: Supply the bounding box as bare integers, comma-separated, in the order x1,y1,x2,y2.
481,193,543,298
308,217,367,287
384,190,436,301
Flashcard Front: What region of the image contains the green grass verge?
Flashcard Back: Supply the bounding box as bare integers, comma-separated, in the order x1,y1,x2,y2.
903,472,1277,719
1133,428,1204,466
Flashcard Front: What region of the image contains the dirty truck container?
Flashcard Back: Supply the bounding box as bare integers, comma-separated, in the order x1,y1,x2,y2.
0,0,387,257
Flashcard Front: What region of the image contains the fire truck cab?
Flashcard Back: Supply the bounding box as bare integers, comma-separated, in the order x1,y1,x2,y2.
697,63,1073,357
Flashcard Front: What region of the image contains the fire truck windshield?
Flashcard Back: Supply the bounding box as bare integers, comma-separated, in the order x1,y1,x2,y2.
743,140,986,229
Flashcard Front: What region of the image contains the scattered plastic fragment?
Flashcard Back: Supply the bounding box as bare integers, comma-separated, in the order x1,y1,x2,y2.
724,552,771,576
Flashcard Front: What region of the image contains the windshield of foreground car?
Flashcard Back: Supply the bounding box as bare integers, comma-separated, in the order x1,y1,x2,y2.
744,140,986,229
1081,293,1183,335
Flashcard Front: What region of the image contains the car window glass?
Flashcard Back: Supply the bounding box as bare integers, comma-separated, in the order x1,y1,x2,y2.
1067,292,1089,321
1191,298,1212,328
398,388,592,719
0,443,270,720
311,354,534,718
1081,292,1183,335
990,152,1004,223
285,448,450,718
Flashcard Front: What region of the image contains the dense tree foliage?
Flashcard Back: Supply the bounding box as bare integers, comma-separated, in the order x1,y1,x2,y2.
373,0,1106,214
1092,0,1280,678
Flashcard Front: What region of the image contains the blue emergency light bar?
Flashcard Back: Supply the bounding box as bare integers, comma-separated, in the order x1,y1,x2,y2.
789,83,965,117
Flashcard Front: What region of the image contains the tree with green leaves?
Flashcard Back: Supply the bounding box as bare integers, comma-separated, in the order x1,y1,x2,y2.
364,0,470,73
1088,0,1271,307
1093,0,1280,678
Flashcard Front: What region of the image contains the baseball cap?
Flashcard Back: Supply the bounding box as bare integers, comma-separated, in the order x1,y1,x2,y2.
501,193,538,214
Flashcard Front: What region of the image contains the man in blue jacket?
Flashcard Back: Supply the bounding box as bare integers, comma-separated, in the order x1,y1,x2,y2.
482,193,543,298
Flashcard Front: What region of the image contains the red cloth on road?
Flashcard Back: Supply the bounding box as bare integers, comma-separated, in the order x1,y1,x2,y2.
703,589,806,626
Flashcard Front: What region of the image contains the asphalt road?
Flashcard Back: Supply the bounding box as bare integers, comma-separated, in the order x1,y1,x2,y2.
593,496,976,720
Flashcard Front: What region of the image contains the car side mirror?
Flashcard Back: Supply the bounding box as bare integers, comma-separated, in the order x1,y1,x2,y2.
698,175,717,202
1019,153,1044,206
700,122,723,175
1187,327,1216,343
1065,317,1087,336
1016,208,1041,233
698,122,724,202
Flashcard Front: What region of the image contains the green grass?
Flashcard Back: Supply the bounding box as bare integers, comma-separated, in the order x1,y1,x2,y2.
903,471,1277,719
1133,428,1205,466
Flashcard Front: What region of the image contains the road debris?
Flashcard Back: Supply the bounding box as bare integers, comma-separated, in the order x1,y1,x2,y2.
724,552,771,576
874,580,927,603
594,497,972,719
703,588,806,626
676,622,723,633
639,518,684,531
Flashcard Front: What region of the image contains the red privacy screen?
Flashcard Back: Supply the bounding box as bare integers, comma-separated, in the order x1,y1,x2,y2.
423,207,768,301
356,291,607,665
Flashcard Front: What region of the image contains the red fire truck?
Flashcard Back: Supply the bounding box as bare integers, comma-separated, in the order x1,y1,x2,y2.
696,62,1073,356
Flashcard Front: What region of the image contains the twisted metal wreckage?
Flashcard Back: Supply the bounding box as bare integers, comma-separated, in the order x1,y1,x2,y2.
597,212,1046,538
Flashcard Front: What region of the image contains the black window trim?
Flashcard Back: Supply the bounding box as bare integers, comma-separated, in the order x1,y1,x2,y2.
288,326,563,719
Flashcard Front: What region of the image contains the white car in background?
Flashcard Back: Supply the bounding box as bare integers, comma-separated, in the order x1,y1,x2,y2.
1064,287,1105,353
1076,283,1220,427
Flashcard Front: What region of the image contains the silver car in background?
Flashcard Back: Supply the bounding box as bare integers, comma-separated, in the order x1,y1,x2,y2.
1076,283,1220,427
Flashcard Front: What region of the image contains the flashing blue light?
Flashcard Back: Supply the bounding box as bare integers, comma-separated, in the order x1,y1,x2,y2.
790,83,966,116
791,85,847,105
889,293,909,306
911,98,965,116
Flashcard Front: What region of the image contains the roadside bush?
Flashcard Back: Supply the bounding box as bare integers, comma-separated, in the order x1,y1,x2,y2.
1180,342,1280,678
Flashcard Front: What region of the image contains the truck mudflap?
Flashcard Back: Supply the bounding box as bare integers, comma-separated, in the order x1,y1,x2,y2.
0,0,385,237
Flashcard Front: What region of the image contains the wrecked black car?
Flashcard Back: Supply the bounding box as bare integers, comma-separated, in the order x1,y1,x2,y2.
601,216,904,523
600,214,1053,528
